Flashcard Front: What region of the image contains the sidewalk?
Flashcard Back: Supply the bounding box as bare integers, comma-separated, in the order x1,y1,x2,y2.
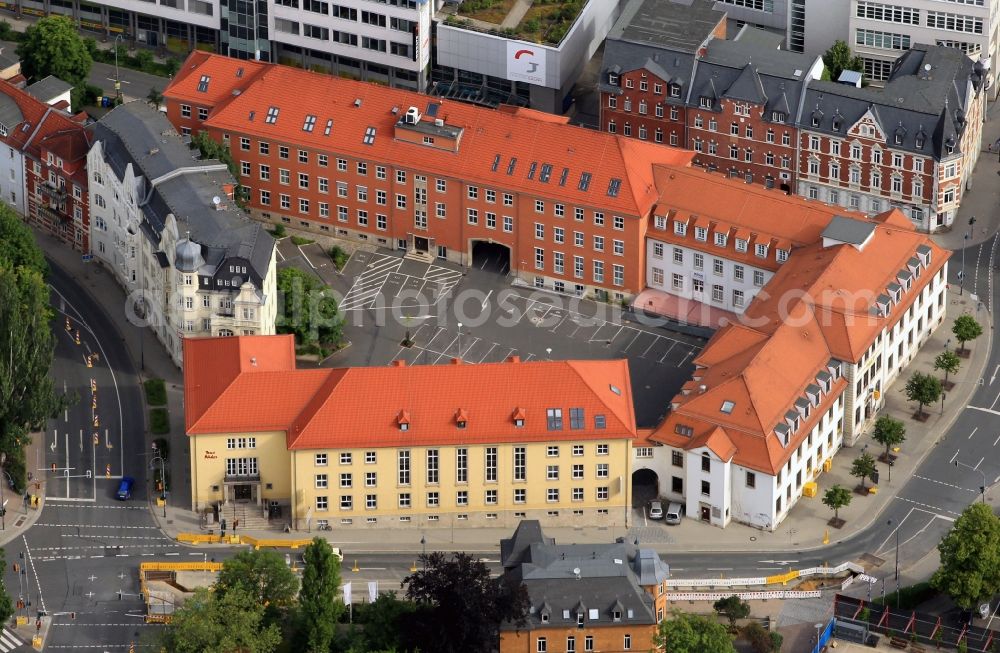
936,98,1000,250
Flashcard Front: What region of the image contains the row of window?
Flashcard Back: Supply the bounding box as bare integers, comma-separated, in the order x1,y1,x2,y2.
658,221,788,263
536,633,633,652
315,461,611,489
804,163,924,197
805,136,928,170
315,485,613,511
653,244,769,284
532,247,626,286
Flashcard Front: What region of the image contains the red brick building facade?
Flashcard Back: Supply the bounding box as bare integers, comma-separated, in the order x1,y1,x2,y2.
163,52,693,299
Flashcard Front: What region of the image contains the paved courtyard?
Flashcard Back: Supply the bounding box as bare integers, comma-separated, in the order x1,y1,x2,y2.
324,249,706,427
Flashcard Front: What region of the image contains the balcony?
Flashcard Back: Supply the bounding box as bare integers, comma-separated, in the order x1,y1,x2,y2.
38,182,67,202
224,473,260,483
36,205,69,224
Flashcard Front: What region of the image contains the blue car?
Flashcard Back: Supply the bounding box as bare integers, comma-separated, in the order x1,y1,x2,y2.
116,477,134,500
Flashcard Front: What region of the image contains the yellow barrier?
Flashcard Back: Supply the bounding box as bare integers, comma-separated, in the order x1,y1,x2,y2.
240,535,313,550
176,533,226,545
140,561,223,572
765,570,800,585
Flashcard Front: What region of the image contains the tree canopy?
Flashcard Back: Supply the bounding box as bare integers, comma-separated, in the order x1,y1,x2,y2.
822,40,863,82
215,549,298,622
16,16,92,87
952,315,983,354
655,611,736,653
403,551,529,653
0,205,61,490
931,503,1000,609
157,586,281,653
850,452,877,489
713,595,750,631
934,350,961,384
276,267,344,346
905,372,942,417
871,415,906,462
297,538,345,652
822,484,852,520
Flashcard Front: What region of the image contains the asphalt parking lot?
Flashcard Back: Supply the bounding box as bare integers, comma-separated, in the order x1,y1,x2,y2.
325,249,706,428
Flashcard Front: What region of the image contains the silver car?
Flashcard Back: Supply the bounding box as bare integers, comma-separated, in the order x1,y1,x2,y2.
665,502,684,524
648,500,664,520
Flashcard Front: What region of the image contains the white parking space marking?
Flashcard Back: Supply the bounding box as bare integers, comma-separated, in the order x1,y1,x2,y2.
341,254,462,311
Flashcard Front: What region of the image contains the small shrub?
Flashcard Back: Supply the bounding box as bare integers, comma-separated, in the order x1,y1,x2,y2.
290,235,314,246
874,582,936,610
143,378,167,406
329,245,349,271
149,407,170,435
271,223,287,238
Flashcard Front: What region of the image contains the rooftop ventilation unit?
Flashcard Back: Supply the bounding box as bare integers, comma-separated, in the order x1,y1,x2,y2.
405,106,421,125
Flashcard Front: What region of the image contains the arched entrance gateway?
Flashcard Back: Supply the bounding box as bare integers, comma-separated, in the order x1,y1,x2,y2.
471,240,511,275
631,468,659,507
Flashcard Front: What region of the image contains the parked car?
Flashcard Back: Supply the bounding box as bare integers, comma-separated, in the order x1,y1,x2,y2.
116,477,134,501
665,502,684,525
648,500,664,520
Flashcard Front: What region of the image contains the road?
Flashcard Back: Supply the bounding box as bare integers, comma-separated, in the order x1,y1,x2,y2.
0,259,185,651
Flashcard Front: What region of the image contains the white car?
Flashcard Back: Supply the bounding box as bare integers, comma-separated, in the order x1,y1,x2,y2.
648,501,664,520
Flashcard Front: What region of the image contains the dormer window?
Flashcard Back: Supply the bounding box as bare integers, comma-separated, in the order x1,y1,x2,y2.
612,610,622,622
397,410,410,431
735,239,747,253
540,612,550,623
455,409,468,429
714,232,727,247
755,243,768,258
771,111,785,123
674,221,687,236
674,424,694,437
776,249,788,263
608,73,618,85
512,407,525,428
694,226,708,241
915,133,925,149
832,117,841,131
699,97,712,109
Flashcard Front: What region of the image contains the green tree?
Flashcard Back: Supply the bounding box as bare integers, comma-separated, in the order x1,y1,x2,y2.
850,452,877,490
0,550,14,625
147,87,164,109
713,595,750,631
822,40,863,82
158,586,281,653
354,592,418,652
934,350,961,385
822,484,852,521
654,611,736,653
276,267,344,346
871,415,906,463
298,537,345,652
741,621,778,653
190,130,248,209
16,16,92,86
403,551,529,653
952,315,984,355
905,372,942,418
930,503,1000,610
215,549,298,622
0,206,62,491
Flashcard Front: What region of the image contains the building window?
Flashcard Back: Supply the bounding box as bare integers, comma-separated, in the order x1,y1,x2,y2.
397,450,410,485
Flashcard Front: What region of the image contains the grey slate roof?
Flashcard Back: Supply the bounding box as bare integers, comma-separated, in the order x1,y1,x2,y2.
89,101,274,286
26,75,73,103
686,31,817,123
599,0,722,102
822,215,877,246
799,44,982,160
0,48,18,71
500,521,664,632
0,93,23,130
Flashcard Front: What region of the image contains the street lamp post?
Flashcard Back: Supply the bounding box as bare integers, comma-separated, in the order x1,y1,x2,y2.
113,34,124,102
456,322,463,359
954,459,987,503
887,518,900,609
420,535,426,569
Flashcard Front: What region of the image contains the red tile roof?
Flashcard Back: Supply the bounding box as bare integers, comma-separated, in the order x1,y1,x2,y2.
183,335,638,450
0,80,89,172
164,52,695,217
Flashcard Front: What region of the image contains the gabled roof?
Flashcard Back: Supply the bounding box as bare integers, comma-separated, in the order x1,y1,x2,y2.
25,75,73,104
184,336,638,451
500,521,660,632
726,64,767,105
165,52,695,218
800,44,980,159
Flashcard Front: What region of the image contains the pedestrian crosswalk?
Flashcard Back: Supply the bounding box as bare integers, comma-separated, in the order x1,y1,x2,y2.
0,628,24,652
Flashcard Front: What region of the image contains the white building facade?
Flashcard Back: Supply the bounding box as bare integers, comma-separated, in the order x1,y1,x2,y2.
87,102,277,367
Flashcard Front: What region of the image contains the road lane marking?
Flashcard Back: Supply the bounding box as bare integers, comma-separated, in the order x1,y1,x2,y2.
969,405,1000,417
975,456,985,470
969,427,979,440
949,449,960,464
913,475,975,492
22,535,46,613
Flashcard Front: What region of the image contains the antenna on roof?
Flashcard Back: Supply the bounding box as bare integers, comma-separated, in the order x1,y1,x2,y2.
212,196,221,206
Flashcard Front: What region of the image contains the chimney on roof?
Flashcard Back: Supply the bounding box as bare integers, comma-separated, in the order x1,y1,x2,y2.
699,384,707,394
508,355,521,363
450,358,462,365
392,360,406,367
250,357,257,367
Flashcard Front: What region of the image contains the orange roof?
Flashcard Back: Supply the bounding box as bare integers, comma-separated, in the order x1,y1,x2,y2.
649,166,874,271
164,52,695,217
649,195,948,474
183,336,638,450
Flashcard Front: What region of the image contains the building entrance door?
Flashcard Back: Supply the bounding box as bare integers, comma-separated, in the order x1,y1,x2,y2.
234,484,252,502
413,236,429,253
700,505,711,522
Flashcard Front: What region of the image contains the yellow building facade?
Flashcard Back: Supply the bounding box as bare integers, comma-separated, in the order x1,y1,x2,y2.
184,336,637,530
